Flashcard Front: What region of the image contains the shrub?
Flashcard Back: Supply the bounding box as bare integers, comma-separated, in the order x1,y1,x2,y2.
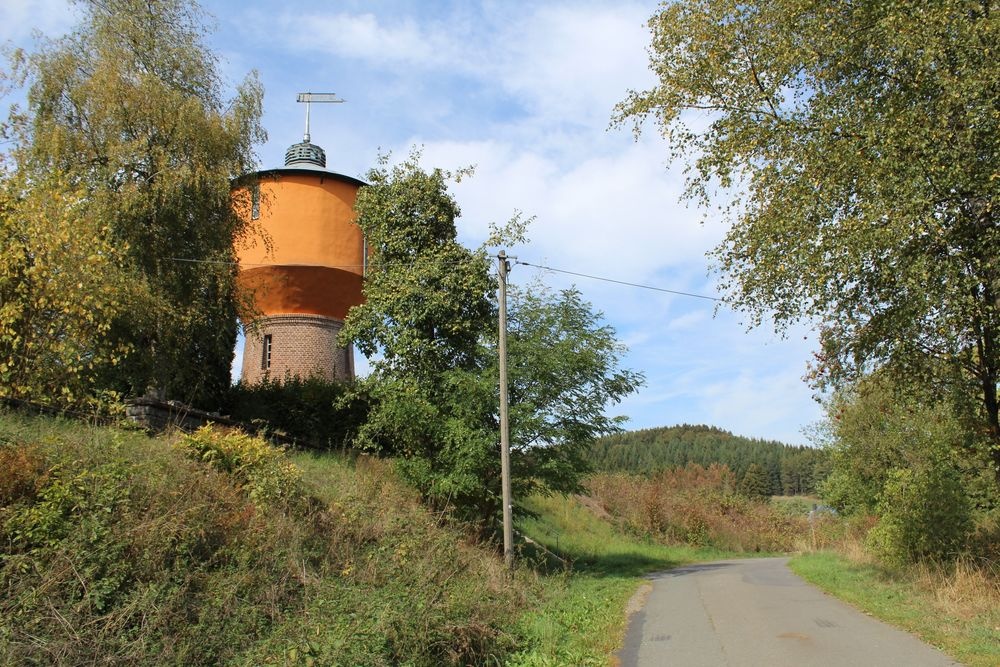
866,464,972,566
0,420,314,664
177,426,302,507
0,411,529,666
221,374,368,450
587,464,804,552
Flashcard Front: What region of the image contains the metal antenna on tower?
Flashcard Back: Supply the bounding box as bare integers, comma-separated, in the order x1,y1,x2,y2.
296,92,344,143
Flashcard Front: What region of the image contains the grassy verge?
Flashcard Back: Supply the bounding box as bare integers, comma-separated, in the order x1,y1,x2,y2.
0,412,526,666
789,551,1000,667
508,493,733,665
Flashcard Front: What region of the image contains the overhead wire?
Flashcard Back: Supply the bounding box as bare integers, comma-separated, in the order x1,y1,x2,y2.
514,260,722,302
164,255,722,302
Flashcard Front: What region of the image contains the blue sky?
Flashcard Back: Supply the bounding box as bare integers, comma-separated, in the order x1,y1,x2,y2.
2,0,824,444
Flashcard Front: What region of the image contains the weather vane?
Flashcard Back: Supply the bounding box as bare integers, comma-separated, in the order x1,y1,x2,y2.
296,92,344,143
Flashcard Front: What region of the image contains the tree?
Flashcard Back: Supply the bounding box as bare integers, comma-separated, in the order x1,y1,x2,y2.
340,152,503,524
866,466,972,566
739,463,772,501
506,282,644,501
615,0,1000,484
341,151,642,525
819,373,995,515
0,170,133,407
6,0,265,406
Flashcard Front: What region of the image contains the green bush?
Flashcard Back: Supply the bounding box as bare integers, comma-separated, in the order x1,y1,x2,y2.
866,464,972,566
221,374,368,449
178,426,302,507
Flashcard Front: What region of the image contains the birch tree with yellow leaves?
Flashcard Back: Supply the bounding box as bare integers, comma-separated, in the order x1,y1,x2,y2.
2,0,265,407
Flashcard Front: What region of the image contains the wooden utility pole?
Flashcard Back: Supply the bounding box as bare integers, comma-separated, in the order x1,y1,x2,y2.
498,251,514,568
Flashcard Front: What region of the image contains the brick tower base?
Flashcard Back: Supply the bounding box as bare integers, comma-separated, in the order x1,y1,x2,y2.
241,314,354,384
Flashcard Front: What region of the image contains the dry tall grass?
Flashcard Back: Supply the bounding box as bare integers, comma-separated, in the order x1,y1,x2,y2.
587,464,806,552
830,527,1000,626
918,558,1000,621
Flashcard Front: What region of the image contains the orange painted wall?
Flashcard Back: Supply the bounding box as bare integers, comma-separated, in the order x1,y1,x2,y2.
234,171,364,317
237,265,362,320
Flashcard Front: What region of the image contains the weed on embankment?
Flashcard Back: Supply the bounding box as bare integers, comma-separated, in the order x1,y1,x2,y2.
0,411,527,666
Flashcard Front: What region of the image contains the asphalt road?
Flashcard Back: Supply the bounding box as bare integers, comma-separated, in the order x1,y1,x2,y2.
616,557,961,667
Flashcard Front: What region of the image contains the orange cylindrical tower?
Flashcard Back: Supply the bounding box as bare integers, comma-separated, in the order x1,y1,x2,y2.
234,140,365,383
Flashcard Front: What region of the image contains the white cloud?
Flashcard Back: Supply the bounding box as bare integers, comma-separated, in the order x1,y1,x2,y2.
285,13,447,66
242,2,655,140
489,3,654,128
665,309,710,332
241,7,467,71
421,134,720,283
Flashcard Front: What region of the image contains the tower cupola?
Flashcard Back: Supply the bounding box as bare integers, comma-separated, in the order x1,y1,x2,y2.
284,140,327,168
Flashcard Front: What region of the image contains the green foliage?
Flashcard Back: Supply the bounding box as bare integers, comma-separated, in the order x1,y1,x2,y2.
178,426,302,507
589,424,827,495
221,374,369,449
340,150,497,521
616,0,1000,484
0,418,312,664
0,171,134,408
5,0,265,406
342,151,490,378
248,452,529,667
506,284,644,496
341,151,641,526
867,466,972,566
0,410,528,666
819,374,986,515
819,373,988,565
739,462,772,501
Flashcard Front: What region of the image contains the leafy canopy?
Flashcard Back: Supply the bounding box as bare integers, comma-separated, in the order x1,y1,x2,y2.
0,172,134,407
4,0,265,406
615,0,1000,481
341,151,642,525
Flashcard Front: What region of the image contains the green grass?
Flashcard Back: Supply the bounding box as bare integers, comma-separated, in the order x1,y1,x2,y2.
508,493,735,665
789,551,1000,667
0,411,526,666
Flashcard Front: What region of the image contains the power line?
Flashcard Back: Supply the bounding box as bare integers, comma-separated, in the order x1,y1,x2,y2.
164,256,722,302
514,260,722,302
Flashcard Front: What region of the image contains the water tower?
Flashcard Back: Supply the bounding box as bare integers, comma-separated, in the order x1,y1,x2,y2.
235,93,365,384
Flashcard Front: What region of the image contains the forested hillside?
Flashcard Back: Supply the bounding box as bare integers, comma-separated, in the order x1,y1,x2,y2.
588,425,829,496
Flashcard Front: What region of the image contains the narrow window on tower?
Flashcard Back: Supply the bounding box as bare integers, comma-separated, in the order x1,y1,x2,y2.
251,184,260,220
262,334,272,370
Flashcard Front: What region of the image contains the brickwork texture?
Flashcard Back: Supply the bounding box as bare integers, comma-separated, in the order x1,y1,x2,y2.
241,314,354,384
